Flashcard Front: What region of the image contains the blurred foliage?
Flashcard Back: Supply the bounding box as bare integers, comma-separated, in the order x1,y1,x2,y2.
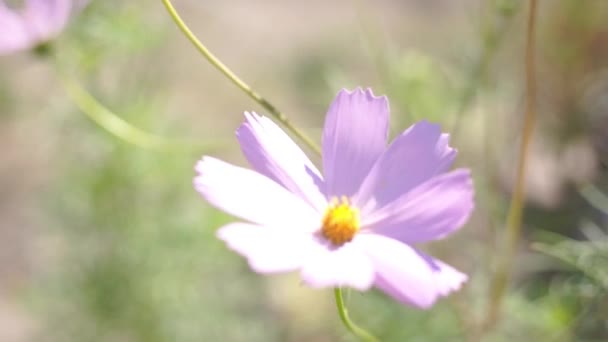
27,1,285,341
61,1,167,72
0,0,607,341
534,237,608,290
530,236,608,340
33,117,284,341
388,51,456,124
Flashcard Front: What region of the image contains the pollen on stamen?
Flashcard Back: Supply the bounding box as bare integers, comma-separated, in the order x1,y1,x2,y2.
321,196,360,246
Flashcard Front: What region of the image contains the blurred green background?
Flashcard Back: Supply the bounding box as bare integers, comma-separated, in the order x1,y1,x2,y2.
1,0,608,341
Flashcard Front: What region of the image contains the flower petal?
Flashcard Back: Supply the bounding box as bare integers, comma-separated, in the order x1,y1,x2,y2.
415,251,468,297
355,234,439,308
300,239,375,291
356,120,456,211
237,112,326,212
322,88,389,198
23,0,72,39
218,223,315,273
362,169,474,244
194,156,319,231
0,4,29,54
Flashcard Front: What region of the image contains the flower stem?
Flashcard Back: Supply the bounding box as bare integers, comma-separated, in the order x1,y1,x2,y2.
160,1,376,338
58,72,207,151
484,0,538,331
334,288,379,342
160,0,321,155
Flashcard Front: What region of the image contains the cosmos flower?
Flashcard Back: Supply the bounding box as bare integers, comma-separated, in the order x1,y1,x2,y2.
194,88,474,308
0,0,86,55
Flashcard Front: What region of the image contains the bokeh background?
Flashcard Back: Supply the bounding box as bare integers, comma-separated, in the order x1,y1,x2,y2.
1,0,608,341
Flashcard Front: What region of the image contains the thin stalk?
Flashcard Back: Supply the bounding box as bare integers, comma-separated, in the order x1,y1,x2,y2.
484,0,538,331
59,73,201,151
334,288,379,342
160,0,320,155
160,2,379,340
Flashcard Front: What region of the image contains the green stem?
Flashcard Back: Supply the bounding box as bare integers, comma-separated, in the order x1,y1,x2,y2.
59,73,205,151
484,0,538,331
160,0,321,155
334,288,379,342
160,2,376,339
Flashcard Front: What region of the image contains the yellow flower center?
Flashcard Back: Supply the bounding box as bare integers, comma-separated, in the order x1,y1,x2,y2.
321,196,360,246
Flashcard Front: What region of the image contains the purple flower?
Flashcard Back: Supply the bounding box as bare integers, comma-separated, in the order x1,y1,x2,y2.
0,0,85,55
194,88,474,308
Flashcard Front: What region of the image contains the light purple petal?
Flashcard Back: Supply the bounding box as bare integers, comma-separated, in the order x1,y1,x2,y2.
194,156,319,231
0,4,30,54
218,223,316,273
23,0,72,40
355,234,439,308
322,88,389,198
0,0,80,55
237,112,326,212
355,120,456,212
300,239,375,291
415,251,468,297
362,169,474,244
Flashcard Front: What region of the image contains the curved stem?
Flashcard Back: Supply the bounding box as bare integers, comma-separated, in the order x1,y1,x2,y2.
334,288,379,342
161,2,376,339
59,72,206,151
160,0,321,155
484,0,538,331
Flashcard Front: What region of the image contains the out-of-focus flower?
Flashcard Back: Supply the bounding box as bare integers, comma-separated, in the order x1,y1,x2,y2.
0,0,86,55
194,88,474,308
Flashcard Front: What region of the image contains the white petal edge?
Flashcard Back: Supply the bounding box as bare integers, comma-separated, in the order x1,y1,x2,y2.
300,239,375,291
218,222,316,273
194,156,319,231
418,252,468,297
355,234,440,308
